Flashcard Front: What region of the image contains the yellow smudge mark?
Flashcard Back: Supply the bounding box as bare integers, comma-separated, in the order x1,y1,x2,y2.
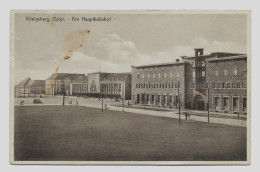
46,29,90,96
64,56,70,60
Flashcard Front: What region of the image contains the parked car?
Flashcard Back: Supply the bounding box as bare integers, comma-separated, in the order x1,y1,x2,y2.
33,99,43,104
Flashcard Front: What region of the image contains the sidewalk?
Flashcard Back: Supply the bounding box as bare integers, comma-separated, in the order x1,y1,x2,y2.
15,102,247,127
107,105,247,127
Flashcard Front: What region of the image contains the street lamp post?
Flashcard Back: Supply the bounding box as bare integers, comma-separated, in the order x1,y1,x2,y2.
62,80,65,106
178,80,181,124
207,86,209,123
102,84,104,111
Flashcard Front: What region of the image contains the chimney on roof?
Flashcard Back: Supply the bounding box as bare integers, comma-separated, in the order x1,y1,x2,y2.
194,48,204,57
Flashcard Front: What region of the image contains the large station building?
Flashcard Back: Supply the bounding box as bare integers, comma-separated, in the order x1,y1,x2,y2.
44,72,132,100
131,48,247,114
88,72,132,100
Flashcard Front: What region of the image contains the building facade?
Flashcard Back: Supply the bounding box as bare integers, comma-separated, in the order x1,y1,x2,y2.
181,49,245,111
87,72,132,100
15,78,45,97
131,48,247,113
45,73,86,96
206,55,247,114
131,61,187,109
15,77,32,98
29,80,46,95
70,75,88,96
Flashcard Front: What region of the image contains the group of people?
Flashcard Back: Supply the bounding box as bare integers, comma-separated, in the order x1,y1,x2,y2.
68,100,78,105
20,100,24,105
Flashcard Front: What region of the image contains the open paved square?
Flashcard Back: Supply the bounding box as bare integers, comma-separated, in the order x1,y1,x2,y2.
14,105,247,161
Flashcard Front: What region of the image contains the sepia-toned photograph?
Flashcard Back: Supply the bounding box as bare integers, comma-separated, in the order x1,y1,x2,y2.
9,10,251,165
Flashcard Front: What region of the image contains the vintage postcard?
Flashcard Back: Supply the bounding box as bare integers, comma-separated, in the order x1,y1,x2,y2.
9,10,251,165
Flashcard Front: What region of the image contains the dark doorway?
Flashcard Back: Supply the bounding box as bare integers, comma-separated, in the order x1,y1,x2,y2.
137,94,140,104
194,95,205,110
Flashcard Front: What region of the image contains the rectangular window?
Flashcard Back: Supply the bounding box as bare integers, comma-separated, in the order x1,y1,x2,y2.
201,61,205,66
192,62,195,67
213,83,216,89
148,74,150,78
164,73,167,78
224,70,228,76
237,82,240,88
158,73,161,78
153,73,155,78
214,97,220,109
224,97,229,107
215,71,219,76
170,73,173,77
227,83,231,88
242,82,247,88
232,83,237,89
218,83,222,89
165,83,167,88
143,74,145,78
234,69,238,75
202,71,205,77
243,69,247,75
222,83,226,89
177,72,180,77
193,71,195,78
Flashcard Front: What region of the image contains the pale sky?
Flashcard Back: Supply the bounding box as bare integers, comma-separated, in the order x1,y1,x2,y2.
14,12,247,84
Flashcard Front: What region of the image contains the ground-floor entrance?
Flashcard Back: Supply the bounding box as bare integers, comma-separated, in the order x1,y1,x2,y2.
194,95,205,110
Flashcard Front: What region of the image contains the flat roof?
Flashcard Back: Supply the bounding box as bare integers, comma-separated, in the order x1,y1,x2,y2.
207,55,247,62
181,52,245,59
132,62,186,68
88,71,131,75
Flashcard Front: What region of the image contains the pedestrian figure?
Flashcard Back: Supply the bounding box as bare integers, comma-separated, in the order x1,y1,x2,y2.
185,111,188,120
187,111,190,120
76,100,78,106
20,100,23,105
105,104,107,110
128,101,130,106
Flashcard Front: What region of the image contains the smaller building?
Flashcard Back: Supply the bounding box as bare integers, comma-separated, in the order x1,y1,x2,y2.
15,78,45,97
29,80,46,95
15,77,32,98
45,73,86,96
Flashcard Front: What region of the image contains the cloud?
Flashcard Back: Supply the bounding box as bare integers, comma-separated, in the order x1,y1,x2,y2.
59,34,247,74
91,33,138,64
14,33,247,83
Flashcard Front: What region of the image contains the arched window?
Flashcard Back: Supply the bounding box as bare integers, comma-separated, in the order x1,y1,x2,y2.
90,80,97,92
